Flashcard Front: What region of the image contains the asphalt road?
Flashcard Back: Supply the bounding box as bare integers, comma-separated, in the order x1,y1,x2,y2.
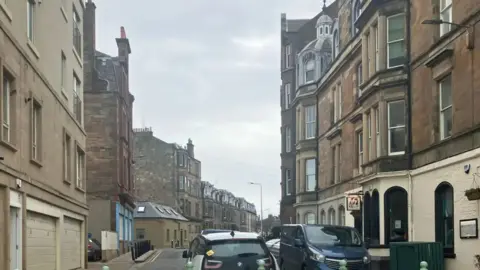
139,249,186,270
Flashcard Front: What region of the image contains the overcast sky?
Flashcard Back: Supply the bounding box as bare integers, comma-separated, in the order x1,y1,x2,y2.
95,0,326,217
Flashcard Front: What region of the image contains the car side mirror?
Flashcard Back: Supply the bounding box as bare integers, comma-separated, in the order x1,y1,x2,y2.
182,250,189,258
294,238,304,247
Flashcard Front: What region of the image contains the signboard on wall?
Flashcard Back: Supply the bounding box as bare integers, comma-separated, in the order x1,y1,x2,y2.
346,195,361,211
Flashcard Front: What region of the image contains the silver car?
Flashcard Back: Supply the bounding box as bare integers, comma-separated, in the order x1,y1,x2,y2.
265,238,280,260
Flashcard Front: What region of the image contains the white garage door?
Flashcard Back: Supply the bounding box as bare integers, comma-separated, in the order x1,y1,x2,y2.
26,211,57,270
62,216,82,270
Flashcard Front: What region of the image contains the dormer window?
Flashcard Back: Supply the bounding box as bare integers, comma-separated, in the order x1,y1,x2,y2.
305,60,315,83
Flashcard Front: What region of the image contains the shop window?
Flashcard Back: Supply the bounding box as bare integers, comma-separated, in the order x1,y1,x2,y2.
435,182,454,255
320,210,326,224
384,187,408,244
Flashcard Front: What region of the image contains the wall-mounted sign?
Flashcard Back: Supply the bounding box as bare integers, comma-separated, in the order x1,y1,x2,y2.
460,218,478,239
346,195,361,211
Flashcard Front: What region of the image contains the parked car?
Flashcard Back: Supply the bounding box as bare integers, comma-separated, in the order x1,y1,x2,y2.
200,229,231,235
182,231,279,269
279,224,370,270
265,238,280,260
87,238,102,261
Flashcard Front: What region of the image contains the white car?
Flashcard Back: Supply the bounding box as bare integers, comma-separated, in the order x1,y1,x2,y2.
182,231,280,269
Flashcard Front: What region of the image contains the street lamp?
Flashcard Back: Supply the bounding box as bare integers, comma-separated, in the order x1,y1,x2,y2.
421,19,474,50
421,19,468,28
248,181,263,235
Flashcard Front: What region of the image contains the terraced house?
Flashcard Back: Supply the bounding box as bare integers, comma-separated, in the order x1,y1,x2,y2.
133,129,204,235
284,0,480,269
201,181,257,232
0,0,88,269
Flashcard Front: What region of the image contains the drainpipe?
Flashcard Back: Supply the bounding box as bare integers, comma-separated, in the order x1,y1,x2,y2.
405,0,414,241
315,89,320,223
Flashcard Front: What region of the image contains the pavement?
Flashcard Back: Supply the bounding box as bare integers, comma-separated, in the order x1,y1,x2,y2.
86,249,158,270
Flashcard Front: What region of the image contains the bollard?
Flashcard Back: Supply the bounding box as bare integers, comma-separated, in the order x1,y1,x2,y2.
257,259,265,270
102,266,110,270
339,259,347,270
420,261,428,270
185,260,194,269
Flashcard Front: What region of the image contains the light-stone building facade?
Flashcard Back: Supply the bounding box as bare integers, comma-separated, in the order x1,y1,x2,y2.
0,0,88,269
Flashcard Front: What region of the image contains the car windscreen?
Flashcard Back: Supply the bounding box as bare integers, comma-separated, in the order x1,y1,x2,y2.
304,226,362,247
208,239,269,258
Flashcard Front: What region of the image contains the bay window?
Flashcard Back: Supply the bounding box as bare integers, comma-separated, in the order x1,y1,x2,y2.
387,14,406,68
387,100,405,155
305,105,316,139
305,158,316,192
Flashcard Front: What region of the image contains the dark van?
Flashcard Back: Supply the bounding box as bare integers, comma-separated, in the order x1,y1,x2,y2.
279,224,370,270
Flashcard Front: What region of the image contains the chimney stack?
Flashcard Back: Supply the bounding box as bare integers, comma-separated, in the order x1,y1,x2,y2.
187,139,194,158
83,0,96,91
116,26,131,74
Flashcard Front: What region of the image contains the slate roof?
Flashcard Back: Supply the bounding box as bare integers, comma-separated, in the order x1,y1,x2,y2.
134,202,188,221
287,19,309,32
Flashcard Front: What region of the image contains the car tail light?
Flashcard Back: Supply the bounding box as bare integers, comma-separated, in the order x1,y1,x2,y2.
203,259,223,269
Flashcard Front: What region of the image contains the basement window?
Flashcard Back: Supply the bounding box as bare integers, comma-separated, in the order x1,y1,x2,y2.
137,206,145,213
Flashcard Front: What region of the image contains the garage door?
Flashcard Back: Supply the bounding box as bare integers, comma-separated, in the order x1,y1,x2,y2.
62,216,82,270
26,211,57,270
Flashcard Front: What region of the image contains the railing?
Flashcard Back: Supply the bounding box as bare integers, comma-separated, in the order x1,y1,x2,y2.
130,240,152,261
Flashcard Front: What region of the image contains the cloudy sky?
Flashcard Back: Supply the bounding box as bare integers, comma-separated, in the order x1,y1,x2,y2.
95,0,325,217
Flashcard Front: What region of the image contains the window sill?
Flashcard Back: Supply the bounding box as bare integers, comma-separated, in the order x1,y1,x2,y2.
30,158,43,168
60,6,68,23
0,1,13,22
75,185,85,193
64,179,72,185
27,40,40,59
444,253,456,259
0,140,17,152
72,47,83,67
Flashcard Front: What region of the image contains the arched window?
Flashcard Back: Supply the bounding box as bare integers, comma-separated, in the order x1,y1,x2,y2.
297,213,300,223
384,187,408,244
333,30,339,58
435,182,454,254
328,208,336,225
352,0,361,34
338,205,346,225
320,210,326,224
305,212,316,224
363,192,371,239
370,190,380,244
305,59,315,83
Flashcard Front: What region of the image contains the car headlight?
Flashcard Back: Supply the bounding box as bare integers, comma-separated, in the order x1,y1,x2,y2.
309,249,325,263
363,255,371,264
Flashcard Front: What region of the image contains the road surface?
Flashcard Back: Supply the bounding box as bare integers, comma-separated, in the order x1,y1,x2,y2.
138,249,186,270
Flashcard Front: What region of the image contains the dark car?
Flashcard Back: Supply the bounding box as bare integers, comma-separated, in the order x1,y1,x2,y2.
182,231,279,269
87,238,102,261
279,224,370,270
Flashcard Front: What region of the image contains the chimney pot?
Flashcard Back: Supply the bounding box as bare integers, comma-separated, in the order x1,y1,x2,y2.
120,26,126,39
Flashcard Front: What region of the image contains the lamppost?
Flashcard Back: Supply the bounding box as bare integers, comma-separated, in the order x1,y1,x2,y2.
248,182,263,235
